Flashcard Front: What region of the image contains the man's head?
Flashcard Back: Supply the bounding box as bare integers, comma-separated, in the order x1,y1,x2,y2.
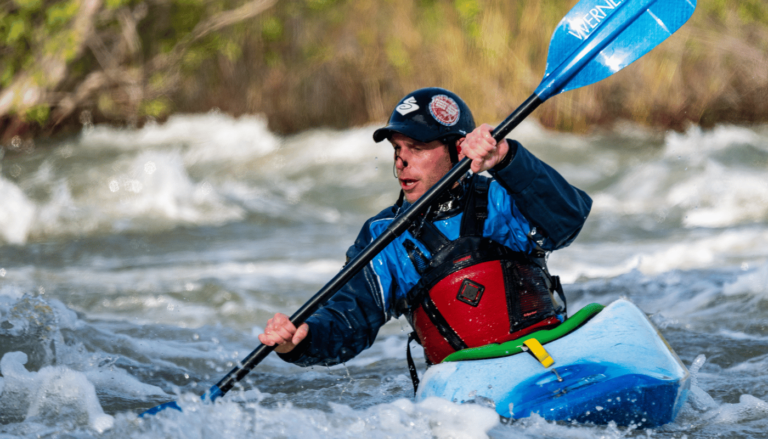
390,133,455,203
373,88,475,203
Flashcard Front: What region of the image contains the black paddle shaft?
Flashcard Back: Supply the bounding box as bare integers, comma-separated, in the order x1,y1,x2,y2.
212,93,544,396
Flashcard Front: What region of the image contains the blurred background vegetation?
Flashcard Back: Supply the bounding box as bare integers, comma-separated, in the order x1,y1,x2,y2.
1,0,768,143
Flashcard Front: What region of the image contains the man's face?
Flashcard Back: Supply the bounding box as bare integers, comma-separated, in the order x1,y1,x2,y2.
391,133,453,204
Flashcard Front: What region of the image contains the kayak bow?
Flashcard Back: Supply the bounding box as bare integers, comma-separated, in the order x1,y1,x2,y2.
417,299,690,427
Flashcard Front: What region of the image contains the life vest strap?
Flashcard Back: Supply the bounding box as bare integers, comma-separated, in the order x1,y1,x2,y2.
551,275,568,316
403,239,430,275
459,176,488,237
421,295,468,352
406,332,421,395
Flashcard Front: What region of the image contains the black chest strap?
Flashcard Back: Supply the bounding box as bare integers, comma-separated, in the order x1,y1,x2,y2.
407,219,451,256
459,176,489,237
406,176,488,252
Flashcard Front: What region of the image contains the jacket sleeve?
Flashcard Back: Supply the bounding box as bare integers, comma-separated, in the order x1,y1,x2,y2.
277,217,390,367
488,140,592,251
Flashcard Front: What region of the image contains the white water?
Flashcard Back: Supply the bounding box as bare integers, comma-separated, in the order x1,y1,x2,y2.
1,113,767,438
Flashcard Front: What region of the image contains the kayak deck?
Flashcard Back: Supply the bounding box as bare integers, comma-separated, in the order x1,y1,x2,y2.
416,299,690,428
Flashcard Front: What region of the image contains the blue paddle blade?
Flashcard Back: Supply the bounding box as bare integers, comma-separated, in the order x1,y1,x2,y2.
139,400,182,417
535,0,696,100
139,384,223,417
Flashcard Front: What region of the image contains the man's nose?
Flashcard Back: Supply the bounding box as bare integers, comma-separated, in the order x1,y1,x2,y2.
395,155,408,170
395,148,410,170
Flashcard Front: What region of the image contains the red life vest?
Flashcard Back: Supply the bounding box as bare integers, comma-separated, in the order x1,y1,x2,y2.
400,177,564,365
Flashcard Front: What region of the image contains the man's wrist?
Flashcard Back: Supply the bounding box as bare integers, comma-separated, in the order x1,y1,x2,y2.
492,140,516,171
276,330,312,362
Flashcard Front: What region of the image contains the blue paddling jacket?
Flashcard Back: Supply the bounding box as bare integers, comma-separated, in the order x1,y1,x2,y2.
278,141,592,367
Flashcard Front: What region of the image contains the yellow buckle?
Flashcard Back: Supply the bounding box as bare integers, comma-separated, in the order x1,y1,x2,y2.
522,338,554,368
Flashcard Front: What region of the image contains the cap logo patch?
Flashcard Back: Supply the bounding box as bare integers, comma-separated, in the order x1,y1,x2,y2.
396,96,419,116
429,95,460,126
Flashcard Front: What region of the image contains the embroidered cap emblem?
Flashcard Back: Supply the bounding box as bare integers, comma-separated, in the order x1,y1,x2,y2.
429,95,460,126
457,278,485,307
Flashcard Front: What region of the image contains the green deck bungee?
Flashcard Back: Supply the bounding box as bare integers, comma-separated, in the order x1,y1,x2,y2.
442,303,605,363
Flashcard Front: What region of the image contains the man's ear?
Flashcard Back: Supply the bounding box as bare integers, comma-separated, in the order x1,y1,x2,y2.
456,138,465,159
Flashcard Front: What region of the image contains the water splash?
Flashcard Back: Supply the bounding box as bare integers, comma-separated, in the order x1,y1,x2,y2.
0,351,114,432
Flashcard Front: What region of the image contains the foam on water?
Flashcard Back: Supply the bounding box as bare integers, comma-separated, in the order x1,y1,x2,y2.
80,113,280,159
4,116,768,259
0,351,114,432
0,177,35,245
664,125,768,228
103,395,500,439
589,125,768,231
723,261,768,298
550,229,768,284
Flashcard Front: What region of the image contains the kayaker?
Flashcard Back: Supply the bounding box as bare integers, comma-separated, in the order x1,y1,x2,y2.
258,88,591,373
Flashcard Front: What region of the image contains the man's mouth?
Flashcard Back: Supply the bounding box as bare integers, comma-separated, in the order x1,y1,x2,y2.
400,178,417,189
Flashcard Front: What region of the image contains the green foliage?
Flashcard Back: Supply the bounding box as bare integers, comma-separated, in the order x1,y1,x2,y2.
6,17,28,44
306,0,338,12
737,0,768,25
265,50,280,67
385,38,410,75
454,0,480,23
171,2,204,36
1,64,15,87
220,39,241,62
105,0,130,10
24,105,50,125
4,0,768,137
701,0,728,21
261,16,283,42
182,47,206,71
97,93,116,115
46,1,78,30
12,0,43,12
43,30,79,61
141,98,171,118
454,0,481,38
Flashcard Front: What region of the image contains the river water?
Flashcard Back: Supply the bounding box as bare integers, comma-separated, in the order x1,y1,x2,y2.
0,113,767,438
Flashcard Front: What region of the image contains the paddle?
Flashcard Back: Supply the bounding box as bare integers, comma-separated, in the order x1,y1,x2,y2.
140,0,696,417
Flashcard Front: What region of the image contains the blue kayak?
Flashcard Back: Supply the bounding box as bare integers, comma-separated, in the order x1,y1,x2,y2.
416,299,690,428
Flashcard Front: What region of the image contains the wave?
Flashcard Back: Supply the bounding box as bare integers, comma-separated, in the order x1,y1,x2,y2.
3,115,768,277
